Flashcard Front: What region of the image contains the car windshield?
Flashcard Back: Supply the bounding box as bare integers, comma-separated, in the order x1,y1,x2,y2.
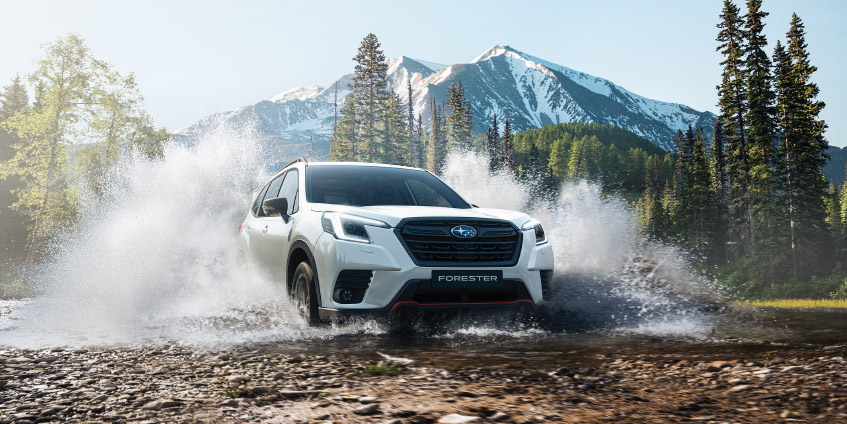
306,165,470,208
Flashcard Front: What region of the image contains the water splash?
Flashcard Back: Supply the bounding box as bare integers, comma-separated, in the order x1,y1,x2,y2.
1,122,383,348
2,143,725,349
441,151,725,338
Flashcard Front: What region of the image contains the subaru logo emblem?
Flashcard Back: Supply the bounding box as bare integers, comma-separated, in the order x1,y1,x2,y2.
451,225,477,238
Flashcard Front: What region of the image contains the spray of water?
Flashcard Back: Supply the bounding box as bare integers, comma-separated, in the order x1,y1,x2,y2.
441,151,725,338
2,140,725,348
1,122,381,348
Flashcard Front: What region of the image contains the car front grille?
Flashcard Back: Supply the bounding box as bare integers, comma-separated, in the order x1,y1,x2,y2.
395,219,521,266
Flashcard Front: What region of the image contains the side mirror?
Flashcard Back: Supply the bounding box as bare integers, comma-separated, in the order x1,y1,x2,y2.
262,197,290,222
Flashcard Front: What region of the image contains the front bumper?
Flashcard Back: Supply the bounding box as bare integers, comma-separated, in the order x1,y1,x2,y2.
312,225,555,315
318,278,536,320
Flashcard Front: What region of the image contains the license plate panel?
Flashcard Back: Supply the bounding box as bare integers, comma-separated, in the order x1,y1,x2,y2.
431,270,504,288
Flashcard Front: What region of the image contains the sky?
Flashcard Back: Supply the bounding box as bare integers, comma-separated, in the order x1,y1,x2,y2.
1,0,845,146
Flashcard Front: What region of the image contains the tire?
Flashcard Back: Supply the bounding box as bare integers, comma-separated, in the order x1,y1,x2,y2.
292,261,320,326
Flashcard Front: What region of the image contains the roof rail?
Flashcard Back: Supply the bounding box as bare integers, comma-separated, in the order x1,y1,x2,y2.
281,157,308,170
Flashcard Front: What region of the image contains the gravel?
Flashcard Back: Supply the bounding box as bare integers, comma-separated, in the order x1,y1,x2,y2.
0,343,845,422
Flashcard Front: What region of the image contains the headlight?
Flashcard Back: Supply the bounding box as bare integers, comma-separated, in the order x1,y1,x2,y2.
321,212,390,244
521,219,547,245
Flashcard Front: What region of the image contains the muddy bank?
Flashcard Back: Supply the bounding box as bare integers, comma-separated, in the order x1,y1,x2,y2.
2,339,846,423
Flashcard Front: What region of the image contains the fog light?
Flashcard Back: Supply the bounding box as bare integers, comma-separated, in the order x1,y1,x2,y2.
334,287,362,304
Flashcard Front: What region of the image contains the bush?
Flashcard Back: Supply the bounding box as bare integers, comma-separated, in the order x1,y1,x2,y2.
364,361,399,376
714,262,847,300
830,280,847,300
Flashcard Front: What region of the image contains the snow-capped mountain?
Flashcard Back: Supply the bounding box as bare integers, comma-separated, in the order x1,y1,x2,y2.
175,45,716,159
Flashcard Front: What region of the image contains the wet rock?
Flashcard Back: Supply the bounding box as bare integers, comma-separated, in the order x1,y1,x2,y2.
218,399,238,407
391,410,417,418
706,361,731,372
249,385,270,394
438,413,480,423
353,403,380,415
490,411,510,421
780,410,802,418
141,399,181,410
38,406,63,416
226,375,249,384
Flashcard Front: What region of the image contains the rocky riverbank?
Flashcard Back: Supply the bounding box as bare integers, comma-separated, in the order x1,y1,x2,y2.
1,342,846,423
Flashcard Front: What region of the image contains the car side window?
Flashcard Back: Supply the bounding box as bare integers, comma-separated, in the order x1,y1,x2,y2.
278,169,299,215
257,173,286,217
251,184,270,216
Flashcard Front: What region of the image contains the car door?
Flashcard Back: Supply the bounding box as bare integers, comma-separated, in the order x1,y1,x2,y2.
255,169,299,280
243,182,271,266
250,172,286,275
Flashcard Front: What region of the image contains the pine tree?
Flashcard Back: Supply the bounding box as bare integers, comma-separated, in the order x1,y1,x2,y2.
744,0,785,282
446,81,469,152
503,119,514,172
824,181,843,260
778,14,830,277
672,129,695,240
637,157,670,241
0,75,29,120
487,113,499,172
352,34,388,162
717,0,752,258
378,92,408,164
711,119,730,262
688,128,719,258
406,80,417,166
547,135,568,179
463,99,473,141
427,98,447,173
840,176,847,260
330,94,359,161
0,75,31,264
415,114,424,168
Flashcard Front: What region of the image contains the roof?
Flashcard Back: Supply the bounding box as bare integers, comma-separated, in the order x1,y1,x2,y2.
305,161,424,171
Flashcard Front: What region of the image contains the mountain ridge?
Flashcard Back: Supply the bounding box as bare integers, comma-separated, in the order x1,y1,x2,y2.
175,44,717,160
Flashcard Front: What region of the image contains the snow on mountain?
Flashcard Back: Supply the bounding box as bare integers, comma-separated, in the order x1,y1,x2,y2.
269,85,323,102
175,45,715,160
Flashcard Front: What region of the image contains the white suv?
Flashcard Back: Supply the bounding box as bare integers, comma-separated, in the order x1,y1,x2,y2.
237,159,554,325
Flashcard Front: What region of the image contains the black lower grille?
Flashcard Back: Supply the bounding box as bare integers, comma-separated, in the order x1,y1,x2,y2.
396,219,521,266
333,270,372,304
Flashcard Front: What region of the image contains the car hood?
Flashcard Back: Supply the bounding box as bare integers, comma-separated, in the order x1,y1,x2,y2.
309,204,531,228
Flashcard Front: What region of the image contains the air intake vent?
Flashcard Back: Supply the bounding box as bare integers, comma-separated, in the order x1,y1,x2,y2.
396,219,521,267
333,270,373,304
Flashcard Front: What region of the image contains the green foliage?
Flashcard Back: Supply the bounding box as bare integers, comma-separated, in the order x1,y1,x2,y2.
330,33,409,165
707,3,833,295
446,81,472,151
365,361,399,376
0,34,167,263
0,75,31,264
716,262,847,300
830,280,847,300
511,122,671,193
427,98,447,173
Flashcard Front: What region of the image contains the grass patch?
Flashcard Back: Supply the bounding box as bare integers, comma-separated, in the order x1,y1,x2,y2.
364,361,399,376
224,388,255,398
741,299,847,309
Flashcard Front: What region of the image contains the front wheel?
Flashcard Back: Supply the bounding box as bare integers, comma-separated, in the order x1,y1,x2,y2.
293,262,320,326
